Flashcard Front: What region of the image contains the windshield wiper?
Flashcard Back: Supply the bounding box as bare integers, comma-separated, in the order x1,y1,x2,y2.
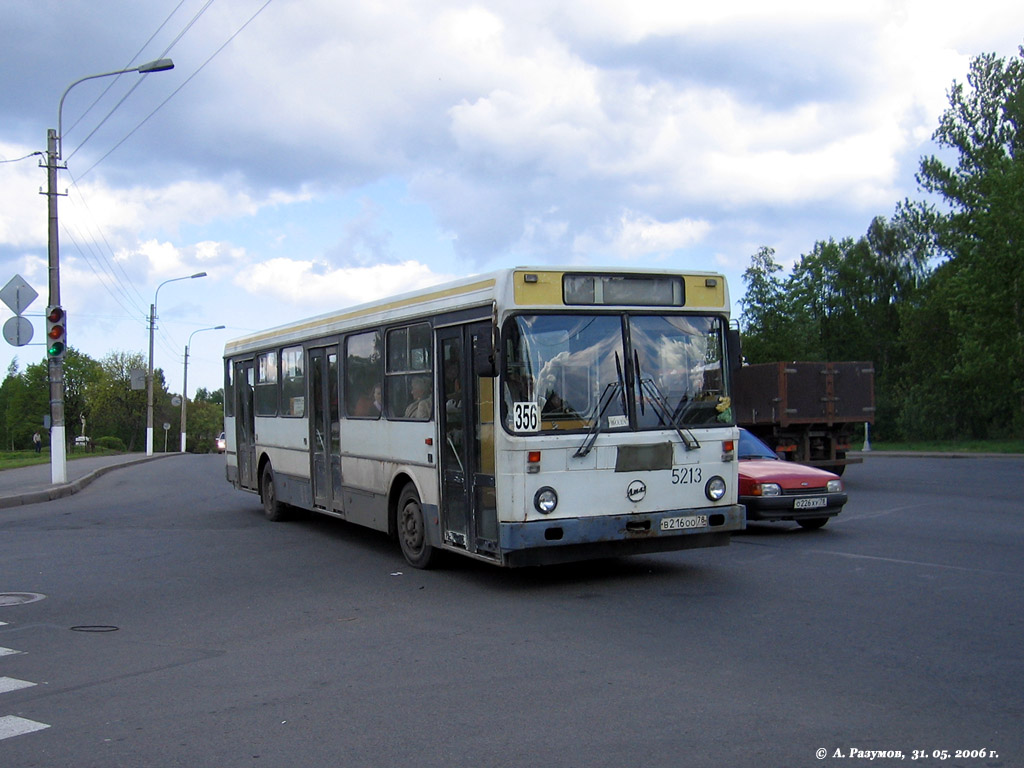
638,378,700,450
632,351,699,450
575,352,627,458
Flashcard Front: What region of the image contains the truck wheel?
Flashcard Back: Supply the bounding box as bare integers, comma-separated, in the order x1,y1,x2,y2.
397,484,437,569
834,452,847,476
261,463,289,522
797,517,828,531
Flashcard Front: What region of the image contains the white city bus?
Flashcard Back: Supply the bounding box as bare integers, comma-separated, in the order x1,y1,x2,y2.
223,267,745,568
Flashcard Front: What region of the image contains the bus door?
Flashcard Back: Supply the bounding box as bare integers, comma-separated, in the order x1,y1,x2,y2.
309,346,342,511
234,359,257,490
437,323,498,557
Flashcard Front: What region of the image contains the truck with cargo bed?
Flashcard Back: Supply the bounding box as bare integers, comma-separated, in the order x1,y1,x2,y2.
731,361,875,474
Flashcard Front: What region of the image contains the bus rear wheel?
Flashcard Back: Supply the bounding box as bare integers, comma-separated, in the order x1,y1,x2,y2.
397,484,437,569
261,464,289,522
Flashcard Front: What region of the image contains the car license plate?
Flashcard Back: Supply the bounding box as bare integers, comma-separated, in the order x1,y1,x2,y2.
794,497,827,510
660,515,708,531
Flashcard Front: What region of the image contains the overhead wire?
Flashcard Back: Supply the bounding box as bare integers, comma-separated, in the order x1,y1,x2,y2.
54,0,276,368
65,0,215,163
76,0,275,180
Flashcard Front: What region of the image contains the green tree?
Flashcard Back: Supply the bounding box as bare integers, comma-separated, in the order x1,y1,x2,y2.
87,351,150,451
914,47,1024,436
739,247,809,362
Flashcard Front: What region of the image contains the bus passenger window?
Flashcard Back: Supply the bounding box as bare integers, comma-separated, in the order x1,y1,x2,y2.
255,351,278,415
281,346,305,417
346,330,382,418
386,323,433,421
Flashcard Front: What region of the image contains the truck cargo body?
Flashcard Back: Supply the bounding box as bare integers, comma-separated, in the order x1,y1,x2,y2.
732,361,875,474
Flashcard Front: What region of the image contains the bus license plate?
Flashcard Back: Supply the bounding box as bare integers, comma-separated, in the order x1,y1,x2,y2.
660,515,708,531
794,497,827,509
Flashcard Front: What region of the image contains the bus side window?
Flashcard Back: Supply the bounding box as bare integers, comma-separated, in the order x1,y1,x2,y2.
386,323,433,421
255,351,278,415
345,330,382,418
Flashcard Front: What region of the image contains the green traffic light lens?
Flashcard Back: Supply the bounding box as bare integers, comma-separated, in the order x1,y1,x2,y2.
47,341,65,356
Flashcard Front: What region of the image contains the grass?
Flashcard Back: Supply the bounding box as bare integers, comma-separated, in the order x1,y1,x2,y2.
0,446,127,471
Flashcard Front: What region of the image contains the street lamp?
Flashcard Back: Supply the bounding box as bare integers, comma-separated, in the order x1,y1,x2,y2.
180,325,225,452
45,57,175,483
147,271,206,455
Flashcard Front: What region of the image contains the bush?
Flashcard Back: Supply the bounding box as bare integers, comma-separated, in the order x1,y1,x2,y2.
94,436,127,452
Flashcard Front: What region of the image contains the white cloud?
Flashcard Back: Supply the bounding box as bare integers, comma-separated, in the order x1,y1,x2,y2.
241,257,456,306
574,210,711,260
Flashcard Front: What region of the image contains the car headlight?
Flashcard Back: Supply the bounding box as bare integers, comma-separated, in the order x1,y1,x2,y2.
827,479,843,493
705,475,727,502
756,482,782,497
534,487,558,514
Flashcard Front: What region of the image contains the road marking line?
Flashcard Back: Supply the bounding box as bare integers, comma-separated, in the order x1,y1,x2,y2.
0,677,36,694
0,647,22,657
0,715,50,740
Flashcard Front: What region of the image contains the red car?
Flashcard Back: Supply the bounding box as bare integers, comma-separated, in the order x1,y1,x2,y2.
738,429,847,529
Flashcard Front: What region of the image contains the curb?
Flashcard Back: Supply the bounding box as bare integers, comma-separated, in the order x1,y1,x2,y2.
0,453,182,510
853,450,1024,459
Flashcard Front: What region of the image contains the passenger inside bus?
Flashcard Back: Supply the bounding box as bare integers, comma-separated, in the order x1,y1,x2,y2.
353,384,382,417
404,376,432,420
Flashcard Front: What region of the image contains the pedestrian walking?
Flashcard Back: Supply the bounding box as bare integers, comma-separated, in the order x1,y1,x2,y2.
32,431,42,454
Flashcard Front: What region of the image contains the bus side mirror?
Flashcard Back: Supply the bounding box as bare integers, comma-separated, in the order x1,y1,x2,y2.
726,328,742,375
473,337,497,378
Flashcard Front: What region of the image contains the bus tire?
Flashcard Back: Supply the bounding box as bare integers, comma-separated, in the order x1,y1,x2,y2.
261,463,288,522
397,484,437,569
797,517,829,531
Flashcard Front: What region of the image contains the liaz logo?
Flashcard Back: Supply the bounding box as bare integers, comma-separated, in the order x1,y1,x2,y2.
627,480,647,502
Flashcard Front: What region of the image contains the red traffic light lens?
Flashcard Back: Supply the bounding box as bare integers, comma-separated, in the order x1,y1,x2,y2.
47,306,65,323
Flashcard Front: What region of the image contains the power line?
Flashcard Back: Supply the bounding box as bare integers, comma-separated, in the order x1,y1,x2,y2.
0,151,44,164
77,0,276,180
64,0,196,160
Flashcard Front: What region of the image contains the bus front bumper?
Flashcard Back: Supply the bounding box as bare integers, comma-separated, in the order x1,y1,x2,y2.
497,503,745,567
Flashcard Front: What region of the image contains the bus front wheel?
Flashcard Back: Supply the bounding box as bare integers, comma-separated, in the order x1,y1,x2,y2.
261,464,288,522
397,484,437,569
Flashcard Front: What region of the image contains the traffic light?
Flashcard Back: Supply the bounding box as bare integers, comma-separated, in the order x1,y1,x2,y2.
46,306,66,359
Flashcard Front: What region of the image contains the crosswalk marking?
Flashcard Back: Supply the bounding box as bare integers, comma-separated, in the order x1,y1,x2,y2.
0,715,50,740
0,677,36,694
0,630,51,740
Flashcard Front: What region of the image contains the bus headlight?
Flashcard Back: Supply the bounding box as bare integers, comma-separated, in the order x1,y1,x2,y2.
704,476,727,502
534,487,558,514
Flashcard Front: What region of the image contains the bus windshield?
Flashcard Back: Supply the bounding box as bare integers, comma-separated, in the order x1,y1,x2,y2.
502,313,732,434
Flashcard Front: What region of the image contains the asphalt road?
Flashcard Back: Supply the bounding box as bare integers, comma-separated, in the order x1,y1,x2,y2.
1,454,1021,768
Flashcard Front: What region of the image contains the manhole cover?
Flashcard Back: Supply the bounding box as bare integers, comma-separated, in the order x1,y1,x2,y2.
0,592,46,607
70,625,119,633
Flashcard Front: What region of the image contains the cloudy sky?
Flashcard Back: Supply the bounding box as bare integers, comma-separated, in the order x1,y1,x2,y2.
1,0,1022,399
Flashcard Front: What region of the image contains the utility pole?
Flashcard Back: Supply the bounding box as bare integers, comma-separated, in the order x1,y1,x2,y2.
45,58,175,483
45,128,67,484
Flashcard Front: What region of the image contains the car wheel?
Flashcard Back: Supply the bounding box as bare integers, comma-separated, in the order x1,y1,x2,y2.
797,517,829,530
396,484,437,569
262,463,289,522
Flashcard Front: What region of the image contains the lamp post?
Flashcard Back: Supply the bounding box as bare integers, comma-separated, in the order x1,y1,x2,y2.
45,57,174,483
181,325,225,452
147,272,206,456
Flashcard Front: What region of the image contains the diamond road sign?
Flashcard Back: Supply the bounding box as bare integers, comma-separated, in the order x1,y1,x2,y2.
1,275,39,315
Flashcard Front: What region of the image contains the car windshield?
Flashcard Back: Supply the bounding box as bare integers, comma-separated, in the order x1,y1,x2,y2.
502,313,731,434
738,429,779,460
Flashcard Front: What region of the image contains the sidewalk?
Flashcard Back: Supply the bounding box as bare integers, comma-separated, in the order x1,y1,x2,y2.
0,452,181,509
